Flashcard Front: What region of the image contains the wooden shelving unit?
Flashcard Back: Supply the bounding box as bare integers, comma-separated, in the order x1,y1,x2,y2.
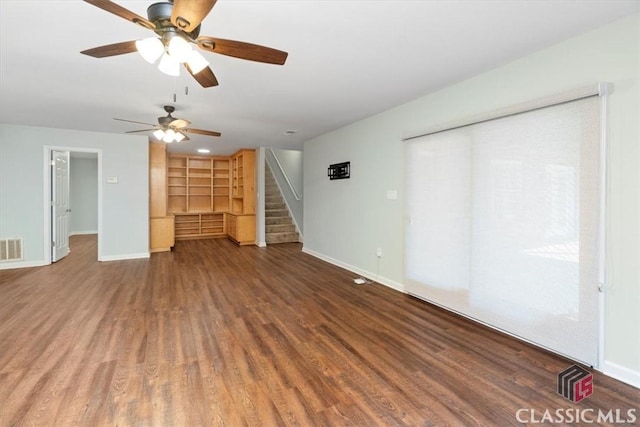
174,212,225,240
227,149,256,245
213,158,230,212
167,156,188,213
201,213,225,235
166,151,253,243
149,142,175,253
187,157,213,212
231,149,255,215
167,155,231,215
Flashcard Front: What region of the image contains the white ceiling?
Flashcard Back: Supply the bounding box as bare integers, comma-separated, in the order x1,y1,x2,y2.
1,1,638,156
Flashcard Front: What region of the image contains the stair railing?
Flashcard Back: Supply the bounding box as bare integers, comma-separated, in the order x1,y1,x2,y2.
268,148,301,201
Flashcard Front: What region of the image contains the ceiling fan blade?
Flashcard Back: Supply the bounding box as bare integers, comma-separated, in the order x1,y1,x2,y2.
171,0,217,33
196,37,288,65
81,41,138,58
184,64,219,88
179,132,190,142
170,119,191,129
83,0,155,30
114,118,157,127
184,128,222,137
125,129,157,134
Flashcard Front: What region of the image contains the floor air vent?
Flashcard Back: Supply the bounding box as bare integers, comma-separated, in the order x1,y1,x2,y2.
1,238,23,261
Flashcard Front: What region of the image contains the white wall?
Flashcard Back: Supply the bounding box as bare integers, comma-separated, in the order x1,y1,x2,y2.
303,14,639,385
0,125,149,266
69,156,98,235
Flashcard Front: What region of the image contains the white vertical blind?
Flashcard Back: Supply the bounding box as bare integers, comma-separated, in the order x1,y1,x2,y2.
405,95,601,366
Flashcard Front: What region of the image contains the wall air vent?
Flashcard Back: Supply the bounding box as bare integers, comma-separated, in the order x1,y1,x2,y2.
0,238,23,262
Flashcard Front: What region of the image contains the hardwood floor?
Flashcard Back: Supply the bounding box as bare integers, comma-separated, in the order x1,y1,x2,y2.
1,235,638,426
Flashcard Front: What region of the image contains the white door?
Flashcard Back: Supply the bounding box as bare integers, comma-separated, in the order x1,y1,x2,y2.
52,150,70,262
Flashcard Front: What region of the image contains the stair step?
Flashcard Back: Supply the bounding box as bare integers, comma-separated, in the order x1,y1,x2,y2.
267,224,296,233
266,217,291,225
266,209,289,217
265,196,283,204
266,202,286,210
266,232,299,244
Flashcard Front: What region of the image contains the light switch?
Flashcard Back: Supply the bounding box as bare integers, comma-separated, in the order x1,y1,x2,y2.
107,176,119,184
386,190,398,200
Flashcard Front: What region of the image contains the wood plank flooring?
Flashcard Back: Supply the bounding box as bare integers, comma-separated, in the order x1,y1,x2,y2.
1,235,638,426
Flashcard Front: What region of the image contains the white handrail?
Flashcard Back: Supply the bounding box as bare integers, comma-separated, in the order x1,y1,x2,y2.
268,148,301,201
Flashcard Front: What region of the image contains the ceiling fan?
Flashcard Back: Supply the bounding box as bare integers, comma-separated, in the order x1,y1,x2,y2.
81,0,288,87
115,105,221,143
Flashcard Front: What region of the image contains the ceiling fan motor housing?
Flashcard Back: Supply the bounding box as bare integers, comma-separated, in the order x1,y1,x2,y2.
147,2,200,39
158,105,177,126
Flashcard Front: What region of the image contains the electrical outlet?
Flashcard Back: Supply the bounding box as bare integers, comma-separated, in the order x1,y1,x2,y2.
376,247,383,258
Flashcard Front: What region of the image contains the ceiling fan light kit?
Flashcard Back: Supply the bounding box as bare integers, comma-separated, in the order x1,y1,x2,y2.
157,51,181,76
135,32,209,77
81,0,288,87
135,37,164,63
184,49,209,74
167,35,192,61
161,128,182,143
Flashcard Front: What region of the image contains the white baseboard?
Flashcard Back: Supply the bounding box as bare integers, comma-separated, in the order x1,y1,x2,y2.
70,230,98,236
257,241,267,247
100,252,150,262
602,360,640,389
301,247,405,292
0,260,48,270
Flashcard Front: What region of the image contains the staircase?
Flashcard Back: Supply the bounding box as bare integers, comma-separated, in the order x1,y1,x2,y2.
265,166,299,244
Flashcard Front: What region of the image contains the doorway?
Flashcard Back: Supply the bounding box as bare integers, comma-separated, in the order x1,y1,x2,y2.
44,146,103,263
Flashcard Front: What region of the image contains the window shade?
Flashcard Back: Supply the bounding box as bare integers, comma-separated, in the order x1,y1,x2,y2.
404,95,602,366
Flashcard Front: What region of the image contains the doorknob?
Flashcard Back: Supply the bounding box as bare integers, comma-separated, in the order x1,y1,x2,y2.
66,209,72,213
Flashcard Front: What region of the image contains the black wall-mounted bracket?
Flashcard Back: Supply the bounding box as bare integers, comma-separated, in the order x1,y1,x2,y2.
328,161,350,180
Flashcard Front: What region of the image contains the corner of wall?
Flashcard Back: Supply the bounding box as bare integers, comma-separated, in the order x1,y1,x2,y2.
601,360,640,389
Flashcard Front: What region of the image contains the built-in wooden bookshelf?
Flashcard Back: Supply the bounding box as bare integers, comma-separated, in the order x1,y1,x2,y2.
213,158,230,212
166,152,255,242
174,212,225,240
149,142,175,252
228,149,256,244
231,149,255,215
167,155,231,216
167,156,188,213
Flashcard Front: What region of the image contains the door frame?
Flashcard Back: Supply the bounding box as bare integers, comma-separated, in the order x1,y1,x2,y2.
43,146,103,263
